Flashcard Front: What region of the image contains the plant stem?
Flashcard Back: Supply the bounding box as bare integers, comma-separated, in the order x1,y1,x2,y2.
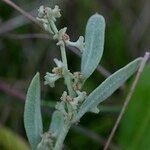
50,20,58,33
53,45,74,149
60,45,75,97
2,0,38,25
49,19,75,150
54,123,71,150
49,20,75,97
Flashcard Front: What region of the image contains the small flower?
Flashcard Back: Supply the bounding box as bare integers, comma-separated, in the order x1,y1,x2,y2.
55,101,67,115
60,92,78,110
61,91,73,102
72,72,83,91
37,5,61,34
53,58,64,68
37,132,54,149
37,5,45,18
60,91,87,111
37,14,54,34
53,27,67,42
53,5,61,18
73,91,87,103
44,72,61,87
44,59,64,87
65,36,85,52
45,5,61,22
37,5,61,22
52,59,64,75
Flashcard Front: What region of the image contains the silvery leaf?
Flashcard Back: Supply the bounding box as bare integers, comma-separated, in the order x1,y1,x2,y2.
24,73,43,150
75,58,142,121
81,13,105,80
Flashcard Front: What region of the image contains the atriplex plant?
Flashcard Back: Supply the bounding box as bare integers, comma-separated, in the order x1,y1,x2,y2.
24,5,142,150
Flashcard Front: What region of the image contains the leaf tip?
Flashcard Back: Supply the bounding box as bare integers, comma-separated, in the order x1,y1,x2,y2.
32,72,40,84
35,72,40,78
91,13,105,24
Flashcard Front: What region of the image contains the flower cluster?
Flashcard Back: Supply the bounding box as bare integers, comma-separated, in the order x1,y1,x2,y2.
37,5,85,51
37,5,61,34
37,5,87,121
55,91,87,121
44,59,64,87
37,132,54,150
65,36,85,53
72,72,83,91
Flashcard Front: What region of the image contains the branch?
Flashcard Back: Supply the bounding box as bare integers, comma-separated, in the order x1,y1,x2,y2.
0,10,36,34
104,52,150,150
1,33,50,39
1,0,38,25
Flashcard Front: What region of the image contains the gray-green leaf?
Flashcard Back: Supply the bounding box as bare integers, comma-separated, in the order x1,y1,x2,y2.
81,13,105,80
75,58,142,121
49,110,64,137
24,73,43,150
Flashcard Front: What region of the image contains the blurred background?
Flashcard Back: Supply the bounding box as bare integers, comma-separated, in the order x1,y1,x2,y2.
0,0,150,149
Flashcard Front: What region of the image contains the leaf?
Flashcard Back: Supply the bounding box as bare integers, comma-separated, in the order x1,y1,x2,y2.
81,13,105,80
75,58,142,121
117,65,150,150
24,72,43,150
49,110,64,137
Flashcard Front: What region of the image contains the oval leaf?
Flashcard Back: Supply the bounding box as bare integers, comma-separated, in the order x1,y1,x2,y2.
49,110,64,137
81,13,105,80
24,73,43,150
75,58,142,121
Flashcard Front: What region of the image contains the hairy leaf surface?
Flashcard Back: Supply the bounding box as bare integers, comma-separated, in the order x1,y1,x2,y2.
49,110,64,137
81,13,105,80
24,73,43,150
76,58,142,121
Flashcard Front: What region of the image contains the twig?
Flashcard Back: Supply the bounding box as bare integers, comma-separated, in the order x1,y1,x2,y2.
104,52,150,150
1,0,38,25
1,33,50,39
0,10,36,34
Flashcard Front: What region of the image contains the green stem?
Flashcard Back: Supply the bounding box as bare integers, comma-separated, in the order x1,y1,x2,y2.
54,124,71,150
48,19,75,149
49,20,75,97
60,45,75,97
50,20,58,33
